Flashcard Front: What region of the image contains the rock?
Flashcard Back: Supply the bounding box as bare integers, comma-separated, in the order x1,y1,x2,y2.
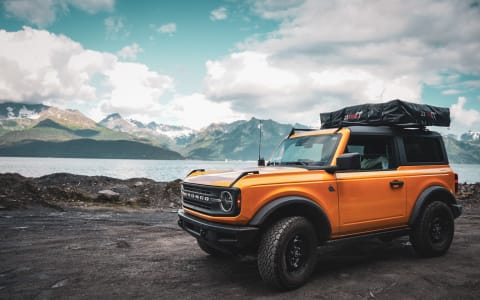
134,181,143,187
51,279,69,288
97,190,120,201
116,240,130,248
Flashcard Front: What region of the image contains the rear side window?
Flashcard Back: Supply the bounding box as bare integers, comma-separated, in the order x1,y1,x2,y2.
346,135,396,170
404,136,445,163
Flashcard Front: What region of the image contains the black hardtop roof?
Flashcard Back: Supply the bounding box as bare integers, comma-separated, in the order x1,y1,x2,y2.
347,125,441,136
288,125,441,138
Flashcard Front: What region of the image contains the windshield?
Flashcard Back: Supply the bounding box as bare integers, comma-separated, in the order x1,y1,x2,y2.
269,134,339,167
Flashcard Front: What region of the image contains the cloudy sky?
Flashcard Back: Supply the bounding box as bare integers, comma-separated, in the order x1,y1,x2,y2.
0,0,479,134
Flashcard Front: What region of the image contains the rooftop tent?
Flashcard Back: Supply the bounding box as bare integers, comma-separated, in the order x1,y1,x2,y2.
320,99,450,129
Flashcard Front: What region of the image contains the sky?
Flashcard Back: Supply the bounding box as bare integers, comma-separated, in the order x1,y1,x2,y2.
0,0,479,135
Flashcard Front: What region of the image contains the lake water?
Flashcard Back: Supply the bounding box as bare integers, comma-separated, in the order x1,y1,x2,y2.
0,157,478,183
0,157,257,182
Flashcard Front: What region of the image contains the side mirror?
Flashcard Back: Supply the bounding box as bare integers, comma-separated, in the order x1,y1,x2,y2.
336,153,361,170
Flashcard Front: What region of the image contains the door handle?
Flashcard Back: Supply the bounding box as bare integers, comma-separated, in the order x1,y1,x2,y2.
390,180,404,188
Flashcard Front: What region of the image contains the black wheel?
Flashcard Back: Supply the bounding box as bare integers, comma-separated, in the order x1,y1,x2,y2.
410,201,454,257
257,216,317,290
197,239,228,257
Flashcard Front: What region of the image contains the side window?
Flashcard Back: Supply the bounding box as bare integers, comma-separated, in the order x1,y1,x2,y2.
346,135,395,170
404,136,445,163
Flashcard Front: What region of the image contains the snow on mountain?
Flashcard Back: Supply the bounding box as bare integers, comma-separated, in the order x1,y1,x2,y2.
461,130,480,141
147,122,195,139
38,107,98,128
100,113,139,132
99,113,195,139
0,102,98,130
0,103,49,120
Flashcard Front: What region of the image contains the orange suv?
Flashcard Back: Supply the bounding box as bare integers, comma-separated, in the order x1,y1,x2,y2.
177,100,462,290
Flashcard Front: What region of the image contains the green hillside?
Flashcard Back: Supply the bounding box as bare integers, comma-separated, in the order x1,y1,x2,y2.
444,136,480,164
184,118,294,160
0,139,183,160
0,118,139,146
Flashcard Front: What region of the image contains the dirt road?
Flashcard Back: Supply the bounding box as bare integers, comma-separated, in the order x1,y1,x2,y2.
1,205,479,299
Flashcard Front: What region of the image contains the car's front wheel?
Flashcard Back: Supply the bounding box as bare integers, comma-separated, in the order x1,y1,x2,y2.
257,216,317,290
410,201,454,257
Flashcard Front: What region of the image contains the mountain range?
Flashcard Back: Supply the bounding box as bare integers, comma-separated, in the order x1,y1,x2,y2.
1,102,479,163
0,102,295,161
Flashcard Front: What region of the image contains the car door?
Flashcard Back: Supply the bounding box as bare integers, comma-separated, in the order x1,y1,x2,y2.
336,134,407,235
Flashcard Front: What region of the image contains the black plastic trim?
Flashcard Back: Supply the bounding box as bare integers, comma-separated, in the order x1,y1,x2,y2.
325,228,410,245
450,203,463,219
229,171,259,187
181,182,241,217
408,185,461,226
186,169,205,177
249,196,332,238
177,209,259,248
288,127,317,137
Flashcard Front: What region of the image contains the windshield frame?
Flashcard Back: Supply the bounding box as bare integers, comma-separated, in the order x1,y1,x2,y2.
268,133,341,169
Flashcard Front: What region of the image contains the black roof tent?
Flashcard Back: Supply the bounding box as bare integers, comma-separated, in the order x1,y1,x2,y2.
320,99,450,129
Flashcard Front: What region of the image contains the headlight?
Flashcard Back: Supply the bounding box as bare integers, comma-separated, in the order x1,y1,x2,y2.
220,191,233,212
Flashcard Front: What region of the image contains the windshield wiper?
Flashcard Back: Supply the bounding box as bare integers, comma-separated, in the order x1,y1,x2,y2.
285,161,308,166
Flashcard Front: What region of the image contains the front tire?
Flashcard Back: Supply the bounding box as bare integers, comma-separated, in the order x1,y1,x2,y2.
410,201,454,257
258,216,317,290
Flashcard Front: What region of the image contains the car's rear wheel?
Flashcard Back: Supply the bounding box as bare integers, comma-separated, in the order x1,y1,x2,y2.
257,216,317,290
410,201,454,257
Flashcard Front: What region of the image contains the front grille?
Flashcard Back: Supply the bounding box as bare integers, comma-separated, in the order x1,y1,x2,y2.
181,182,240,216
183,198,213,210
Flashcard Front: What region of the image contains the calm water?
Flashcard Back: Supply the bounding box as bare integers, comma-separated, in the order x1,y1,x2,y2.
0,157,257,181
0,157,478,183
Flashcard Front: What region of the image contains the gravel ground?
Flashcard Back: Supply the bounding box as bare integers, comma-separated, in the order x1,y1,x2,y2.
1,203,479,299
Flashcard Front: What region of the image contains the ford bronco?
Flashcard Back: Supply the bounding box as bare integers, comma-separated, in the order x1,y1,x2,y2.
177,100,462,290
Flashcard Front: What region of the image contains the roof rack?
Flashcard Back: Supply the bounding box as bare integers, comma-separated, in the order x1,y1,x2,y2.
320,99,450,129
287,128,317,137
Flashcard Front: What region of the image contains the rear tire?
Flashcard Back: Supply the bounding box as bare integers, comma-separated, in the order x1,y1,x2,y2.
258,216,317,290
410,201,454,257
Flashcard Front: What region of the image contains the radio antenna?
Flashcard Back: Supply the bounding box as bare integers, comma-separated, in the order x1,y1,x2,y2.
258,120,265,166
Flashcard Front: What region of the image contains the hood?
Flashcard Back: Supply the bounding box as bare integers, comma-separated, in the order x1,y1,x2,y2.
183,166,310,187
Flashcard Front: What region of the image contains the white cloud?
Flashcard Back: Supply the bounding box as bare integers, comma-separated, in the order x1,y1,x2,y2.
0,27,108,103
0,27,245,130
3,0,114,27
0,27,174,120
204,50,422,125
210,7,228,21
203,0,480,125
104,62,174,114
157,23,177,35
117,43,143,60
442,89,461,95
68,0,114,14
104,16,129,40
451,97,480,132
205,51,301,102
162,93,246,130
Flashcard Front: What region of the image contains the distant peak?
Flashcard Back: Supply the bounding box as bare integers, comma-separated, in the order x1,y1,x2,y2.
100,113,122,123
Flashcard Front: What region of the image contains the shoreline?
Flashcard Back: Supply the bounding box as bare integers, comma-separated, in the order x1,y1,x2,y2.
1,172,479,211
0,172,182,210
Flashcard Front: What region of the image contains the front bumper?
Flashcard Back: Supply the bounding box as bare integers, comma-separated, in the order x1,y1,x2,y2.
177,209,259,250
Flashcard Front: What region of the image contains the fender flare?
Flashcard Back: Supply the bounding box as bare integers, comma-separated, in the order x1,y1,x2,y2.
249,196,332,239
408,185,457,226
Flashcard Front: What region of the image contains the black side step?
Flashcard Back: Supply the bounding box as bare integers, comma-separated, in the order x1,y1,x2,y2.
323,228,410,245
